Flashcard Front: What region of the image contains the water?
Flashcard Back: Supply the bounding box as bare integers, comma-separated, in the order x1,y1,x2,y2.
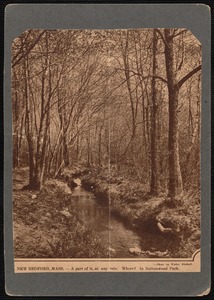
66,180,142,258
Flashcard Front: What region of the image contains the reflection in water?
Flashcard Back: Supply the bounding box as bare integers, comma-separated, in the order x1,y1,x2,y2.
66,183,141,258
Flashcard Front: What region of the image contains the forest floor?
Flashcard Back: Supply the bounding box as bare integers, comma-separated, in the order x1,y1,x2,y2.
13,167,107,258
13,165,200,258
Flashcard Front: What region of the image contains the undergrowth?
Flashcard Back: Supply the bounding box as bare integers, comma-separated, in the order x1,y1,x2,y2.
13,168,107,258
82,167,200,258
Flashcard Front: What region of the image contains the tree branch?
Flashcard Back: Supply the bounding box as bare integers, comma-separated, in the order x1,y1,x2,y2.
178,65,201,89
12,30,46,68
151,75,168,84
156,29,167,46
116,68,168,84
172,29,187,38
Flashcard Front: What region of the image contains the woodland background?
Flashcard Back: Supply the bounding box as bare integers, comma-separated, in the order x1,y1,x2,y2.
12,29,201,258
12,28,201,198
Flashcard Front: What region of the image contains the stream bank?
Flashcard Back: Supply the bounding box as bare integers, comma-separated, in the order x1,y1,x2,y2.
14,167,148,258
13,166,200,259
80,166,201,258
13,167,108,258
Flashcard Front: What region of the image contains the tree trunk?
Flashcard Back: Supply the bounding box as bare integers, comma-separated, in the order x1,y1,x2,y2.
150,29,160,195
98,127,102,167
186,82,200,165
13,71,19,168
63,135,70,167
33,68,47,190
164,29,183,199
23,56,37,189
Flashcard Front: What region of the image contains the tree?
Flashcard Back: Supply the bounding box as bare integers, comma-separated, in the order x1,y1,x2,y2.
12,28,201,196
163,28,201,199
150,29,160,195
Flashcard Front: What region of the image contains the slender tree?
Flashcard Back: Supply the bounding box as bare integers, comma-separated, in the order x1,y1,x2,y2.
163,28,201,199
150,29,160,195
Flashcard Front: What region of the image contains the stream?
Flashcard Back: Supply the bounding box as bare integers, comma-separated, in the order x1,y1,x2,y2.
65,179,142,258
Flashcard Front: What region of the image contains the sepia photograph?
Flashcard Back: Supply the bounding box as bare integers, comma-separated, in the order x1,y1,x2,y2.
12,28,201,268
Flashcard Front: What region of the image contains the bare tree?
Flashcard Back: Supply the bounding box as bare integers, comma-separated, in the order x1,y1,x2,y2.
162,28,201,199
